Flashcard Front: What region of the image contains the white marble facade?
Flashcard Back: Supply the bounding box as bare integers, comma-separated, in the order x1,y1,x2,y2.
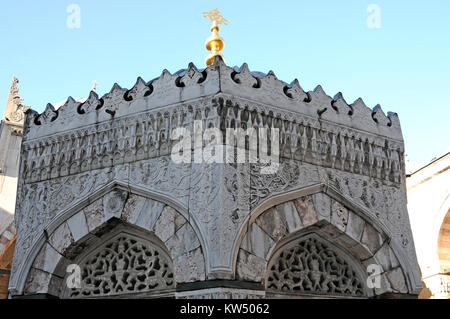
9,58,421,298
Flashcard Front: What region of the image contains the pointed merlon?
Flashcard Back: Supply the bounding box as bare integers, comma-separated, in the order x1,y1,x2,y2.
352,97,366,106
350,98,369,117
233,63,258,87
290,79,303,90
161,69,173,78
44,103,56,112
110,83,123,92
87,90,99,101
314,85,326,95
332,92,351,114
307,85,332,106
352,98,367,109
333,92,345,102
387,112,400,128
372,104,389,126
212,55,225,67
238,63,250,74
58,96,78,112
136,76,146,86
178,62,205,87
126,76,153,100
66,96,76,104
266,70,278,79
35,103,58,125
284,79,307,101
78,90,101,114
187,62,199,71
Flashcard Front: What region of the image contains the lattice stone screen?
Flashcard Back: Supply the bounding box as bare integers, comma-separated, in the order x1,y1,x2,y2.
68,233,174,298
9,60,421,298
266,236,365,297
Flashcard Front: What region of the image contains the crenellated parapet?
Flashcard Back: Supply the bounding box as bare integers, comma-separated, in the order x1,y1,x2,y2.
20,58,405,185
24,58,402,141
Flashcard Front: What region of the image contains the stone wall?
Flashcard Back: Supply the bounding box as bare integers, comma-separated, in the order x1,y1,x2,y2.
9,58,421,298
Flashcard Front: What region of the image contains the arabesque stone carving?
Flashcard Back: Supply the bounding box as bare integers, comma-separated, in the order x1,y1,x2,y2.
266,236,364,296
9,58,421,298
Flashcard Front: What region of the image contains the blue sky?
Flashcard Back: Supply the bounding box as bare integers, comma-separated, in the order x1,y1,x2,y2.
0,0,448,164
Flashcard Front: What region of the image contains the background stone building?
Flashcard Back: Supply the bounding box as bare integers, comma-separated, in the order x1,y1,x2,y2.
5,58,422,298
407,152,450,298
0,77,27,298
0,77,84,298
0,77,25,249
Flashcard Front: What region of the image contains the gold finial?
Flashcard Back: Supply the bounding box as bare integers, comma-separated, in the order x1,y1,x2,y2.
202,8,229,66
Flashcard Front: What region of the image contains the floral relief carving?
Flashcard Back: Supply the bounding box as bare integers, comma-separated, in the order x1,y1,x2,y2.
189,163,221,224
130,157,190,205
232,63,259,88
249,161,300,209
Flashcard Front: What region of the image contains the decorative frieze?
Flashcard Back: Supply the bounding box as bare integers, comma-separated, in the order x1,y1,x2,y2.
20,95,404,185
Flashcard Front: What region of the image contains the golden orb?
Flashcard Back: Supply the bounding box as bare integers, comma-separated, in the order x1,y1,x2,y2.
202,9,229,66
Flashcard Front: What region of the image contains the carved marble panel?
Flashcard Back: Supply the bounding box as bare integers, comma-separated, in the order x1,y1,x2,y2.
10,60,420,297
68,233,174,298
266,236,365,297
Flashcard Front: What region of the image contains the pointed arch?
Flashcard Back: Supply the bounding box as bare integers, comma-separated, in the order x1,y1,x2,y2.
233,183,413,297
12,183,207,297
61,225,175,298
